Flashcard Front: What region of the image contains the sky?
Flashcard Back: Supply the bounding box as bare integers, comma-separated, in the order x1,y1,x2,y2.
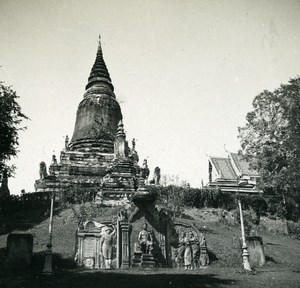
0,0,299,193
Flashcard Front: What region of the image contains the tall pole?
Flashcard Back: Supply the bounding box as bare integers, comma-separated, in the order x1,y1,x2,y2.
237,179,251,272
43,193,54,274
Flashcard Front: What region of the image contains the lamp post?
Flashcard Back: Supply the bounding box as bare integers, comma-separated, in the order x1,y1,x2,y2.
237,178,252,272
43,192,54,274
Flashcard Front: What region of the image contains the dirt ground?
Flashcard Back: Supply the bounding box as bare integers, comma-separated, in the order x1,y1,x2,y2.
0,267,300,288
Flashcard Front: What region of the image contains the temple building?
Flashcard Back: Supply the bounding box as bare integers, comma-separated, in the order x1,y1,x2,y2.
34,37,211,270
35,38,144,205
207,152,262,194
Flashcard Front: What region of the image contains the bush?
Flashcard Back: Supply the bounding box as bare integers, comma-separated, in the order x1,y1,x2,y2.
0,193,51,215
287,221,300,239
147,185,271,222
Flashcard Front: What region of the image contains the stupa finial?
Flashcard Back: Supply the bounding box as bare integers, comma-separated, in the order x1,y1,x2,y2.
97,35,102,55
85,36,113,92
116,120,126,139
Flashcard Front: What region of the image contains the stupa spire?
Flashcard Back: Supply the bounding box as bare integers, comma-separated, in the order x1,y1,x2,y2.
85,36,114,92
116,120,126,139
69,36,123,152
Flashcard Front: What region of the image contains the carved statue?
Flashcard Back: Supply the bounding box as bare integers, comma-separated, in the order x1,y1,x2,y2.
176,232,186,268
133,176,139,191
190,232,200,269
140,159,150,180
39,161,47,179
199,234,209,266
129,138,139,164
152,167,161,185
147,230,154,255
51,155,58,165
138,222,153,255
183,233,192,269
78,217,84,230
100,225,116,269
174,229,204,269
118,209,127,222
65,135,69,149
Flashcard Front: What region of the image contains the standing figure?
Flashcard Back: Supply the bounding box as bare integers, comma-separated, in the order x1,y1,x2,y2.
176,232,186,268
147,230,154,255
100,225,116,269
199,234,209,266
190,232,200,269
184,232,192,269
138,222,153,254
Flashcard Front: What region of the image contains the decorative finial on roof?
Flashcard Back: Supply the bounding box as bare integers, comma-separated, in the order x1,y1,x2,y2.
97,35,102,55
116,120,126,139
224,144,229,154
85,36,114,92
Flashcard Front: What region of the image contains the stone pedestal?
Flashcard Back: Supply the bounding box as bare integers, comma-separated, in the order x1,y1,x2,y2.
6,233,33,270
245,236,265,267
132,251,157,269
141,254,156,268
43,244,53,274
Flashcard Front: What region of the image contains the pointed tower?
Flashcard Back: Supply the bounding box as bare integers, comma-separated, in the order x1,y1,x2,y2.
69,37,123,152
114,120,129,159
35,37,142,206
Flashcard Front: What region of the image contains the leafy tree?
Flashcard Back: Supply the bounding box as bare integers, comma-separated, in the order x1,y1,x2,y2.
238,76,300,220
0,83,28,180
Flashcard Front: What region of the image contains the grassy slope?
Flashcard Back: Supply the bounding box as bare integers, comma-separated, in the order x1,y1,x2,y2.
0,204,299,272
184,208,300,270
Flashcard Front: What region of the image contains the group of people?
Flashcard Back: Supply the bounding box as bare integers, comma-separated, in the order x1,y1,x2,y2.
176,231,206,269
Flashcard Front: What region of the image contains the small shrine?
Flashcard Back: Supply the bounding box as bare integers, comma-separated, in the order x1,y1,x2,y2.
75,194,210,269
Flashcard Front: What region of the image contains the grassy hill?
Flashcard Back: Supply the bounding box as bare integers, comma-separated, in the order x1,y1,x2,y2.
1,203,299,269
0,203,299,288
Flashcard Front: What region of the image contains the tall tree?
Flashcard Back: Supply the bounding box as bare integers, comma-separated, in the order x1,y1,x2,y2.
238,76,300,219
0,83,28,180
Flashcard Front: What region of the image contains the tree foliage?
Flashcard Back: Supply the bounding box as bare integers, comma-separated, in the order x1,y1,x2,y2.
0,83,28,178
238,76,300,218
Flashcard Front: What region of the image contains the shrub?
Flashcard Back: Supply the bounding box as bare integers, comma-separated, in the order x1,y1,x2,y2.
287,221,300,239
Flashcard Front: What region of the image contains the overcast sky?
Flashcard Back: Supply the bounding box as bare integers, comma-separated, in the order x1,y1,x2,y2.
0,0,299,193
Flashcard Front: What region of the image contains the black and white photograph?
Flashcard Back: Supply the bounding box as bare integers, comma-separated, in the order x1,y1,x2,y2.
0,0,299,287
